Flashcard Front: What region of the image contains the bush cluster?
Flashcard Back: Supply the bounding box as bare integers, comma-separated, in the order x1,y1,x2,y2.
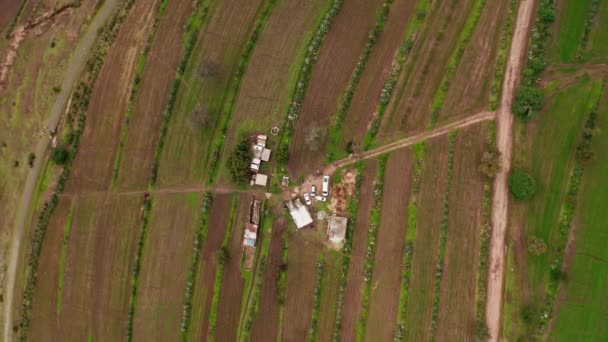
429,133,456,339
508,170,537,200
277,0,345,165
512,0,557,120
228,139,253,184
18,0,137,339
327,0,394,162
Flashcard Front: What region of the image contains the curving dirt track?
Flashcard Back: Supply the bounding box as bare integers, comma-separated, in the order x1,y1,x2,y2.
486,0,537,340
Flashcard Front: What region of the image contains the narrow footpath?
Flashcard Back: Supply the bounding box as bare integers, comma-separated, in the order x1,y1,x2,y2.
486,0,537,340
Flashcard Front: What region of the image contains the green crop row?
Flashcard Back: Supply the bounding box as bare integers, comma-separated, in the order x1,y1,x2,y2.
111,0,173,185
473,121,496,339
207,195,238,341
536,100,602,334
179,192,214,340
276,0,345,165
331,164,364,342
326,0,395,162
276,232,289,341
363,0,431,150
429,132,457,340
577,0,600,62
394,143,425,341
17,0,137,338
149,1,210,185
206,0,278,184
357,155,388,342
429,0,487,127
489,0,518,110
309,255,326,341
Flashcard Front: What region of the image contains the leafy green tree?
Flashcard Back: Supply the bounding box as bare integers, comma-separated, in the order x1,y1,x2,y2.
51,147,70,165
228,139,252,184
217,246,230,265
512,86,544,121
509,170,536,200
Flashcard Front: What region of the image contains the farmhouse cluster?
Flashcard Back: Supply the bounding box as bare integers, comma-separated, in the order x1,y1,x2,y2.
249,134,271,187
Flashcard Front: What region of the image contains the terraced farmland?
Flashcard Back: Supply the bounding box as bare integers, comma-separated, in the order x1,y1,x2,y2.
3,0,607,341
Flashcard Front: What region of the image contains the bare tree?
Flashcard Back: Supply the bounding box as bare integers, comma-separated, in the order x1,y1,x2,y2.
479,148,502,178
188,105,210,130
198,58,220,78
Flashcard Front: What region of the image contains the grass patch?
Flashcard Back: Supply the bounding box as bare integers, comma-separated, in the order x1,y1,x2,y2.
551,0,594,63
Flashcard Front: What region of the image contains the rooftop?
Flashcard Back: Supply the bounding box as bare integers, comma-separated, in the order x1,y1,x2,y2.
327,216,348,246
286,199,313,229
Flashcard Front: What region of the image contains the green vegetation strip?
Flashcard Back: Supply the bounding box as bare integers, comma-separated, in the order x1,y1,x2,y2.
357,155,388,342
277,0,344,166
207,195,239,341
111,0,172,185
429,133,457,340
363,0,431,150
326,0,394,161
206,0,278,184
56,203,75,317
17,0,137,339
149,0,210,185
238,211,273,341
429,0,487,127
331,164,364,341
276,227,289,341
489,0,518,110
309,255,325,341
394,143,424,341
179,192,213,340
474,122,496,339
512,0,556,121
577,0,601,62
537,86,603,333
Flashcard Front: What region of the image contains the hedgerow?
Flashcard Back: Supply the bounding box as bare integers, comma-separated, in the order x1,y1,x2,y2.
111,0,172,185
395,143,424,341
357,155,388,341
576,0,600,62
277,0,345,165
149,1,210,185
179,192,213,340
309,256,325,341
17,0,136,339
489,0,518,110
326,0,395,162
206,0,278,184
512,0,557,121
364,0,431,149
331,163,364,342
429,132,457,339
429,0,487,127
276,233,289,341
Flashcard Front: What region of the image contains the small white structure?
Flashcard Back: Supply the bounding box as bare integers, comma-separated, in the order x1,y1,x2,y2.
327,216,348,246
261,148,271,162
254,173,268,186
286,199,313,229
250,163,260,172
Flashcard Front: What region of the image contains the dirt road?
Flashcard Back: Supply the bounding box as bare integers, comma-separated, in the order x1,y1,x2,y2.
3,0,120,340
486,0,536,340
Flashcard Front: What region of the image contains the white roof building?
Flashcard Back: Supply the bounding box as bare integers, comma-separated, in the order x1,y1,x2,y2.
261,148,271,162
327,216,348,246
254,173,268,186
286,199,313,229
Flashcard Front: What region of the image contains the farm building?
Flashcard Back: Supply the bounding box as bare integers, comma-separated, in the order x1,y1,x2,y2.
249,134,272,187
243,197,262,269
253,173,268,186
286,199,313,229
327,216,348,246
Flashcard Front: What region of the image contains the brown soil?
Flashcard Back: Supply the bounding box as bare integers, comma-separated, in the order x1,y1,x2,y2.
0,0,21,32
29,198,73,340
132,193,200,341
403,136,450,341
115,0,196,190
316,251,343,341
215,194,250,341
156,0,265,187
281,229,322,341
440,0,511,122
287,0,385,177
340,0,418,149
218,0,327,184
249,218,287,342
436,124,487,341
329,168,358,214
187,194,233,341
68,0,159,192
379,0,475,141
339,159,377,341
365,149,414,341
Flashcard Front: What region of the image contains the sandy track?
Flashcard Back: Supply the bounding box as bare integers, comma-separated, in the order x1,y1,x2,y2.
486,0,536,340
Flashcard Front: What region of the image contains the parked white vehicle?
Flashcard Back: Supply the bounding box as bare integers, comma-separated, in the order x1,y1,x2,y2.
322,176,330,196
315,195,327,202
304,193,312,206
311,185,316,197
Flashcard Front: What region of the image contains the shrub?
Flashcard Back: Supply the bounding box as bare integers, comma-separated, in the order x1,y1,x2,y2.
512,86,544,121
217,246,230,265
51,147,70,165
228,139,252,184
27,153,36,168
276,144,289,165
527,236,547,256
479,148,502,178
508,170,536,200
